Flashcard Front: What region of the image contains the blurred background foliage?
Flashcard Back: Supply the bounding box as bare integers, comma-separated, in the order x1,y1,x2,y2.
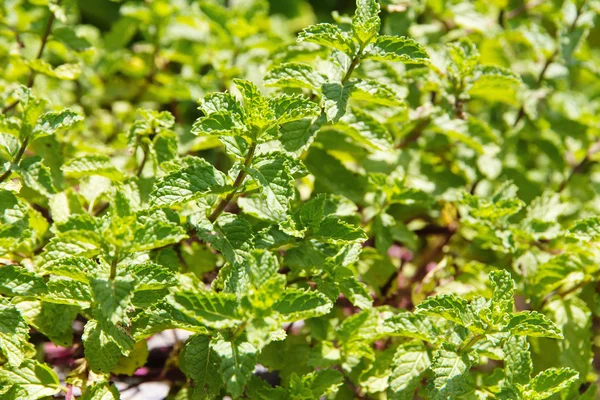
2,0,597,204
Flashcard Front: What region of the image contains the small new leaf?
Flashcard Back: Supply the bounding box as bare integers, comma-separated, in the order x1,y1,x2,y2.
298,24,356,56
504,311,563,339
365,35,429,64
520,368,579,400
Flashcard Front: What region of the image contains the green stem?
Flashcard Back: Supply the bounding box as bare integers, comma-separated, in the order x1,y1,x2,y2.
457,333,486,353
2,2,60,113
109,248,120,280
231,320,247,340
136,146,148,177
0,137,29,183
341,42,367,85
342,56,361,84
208,142,257,223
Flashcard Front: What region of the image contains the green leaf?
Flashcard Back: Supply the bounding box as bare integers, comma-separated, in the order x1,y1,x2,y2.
111,340,149,376
350,79,404,107
279,117,322,154
503,335,532,385
427,347,473,400
15,86,47,130
0,265,47,296
168,290,241,329
415,294,479,329
289,369,344,398
192,111,245,137
0,360,61,400
544,297,592,386
79,382,120,400
91,278,135,324
352,0,380,44
337,271,373,309
0,385,29,400
199,93,245,118
268,94,320,125
0,191,32,255
520,368,579,400
121,262,176,290
233,78,273,130
82,319,135,373
45,278,93,307
245,250,280,289
488,269,514,324
213,340,257,399
52,26,92,51
447,38,479,77
179,334,222,397
365,35,429,64
130,302,209,340
247,375,289,399
373,213,418,254
37,231,102,265
0,133,19,161
297,23,355,56
293,194,326,233
469,65,522,106
305,147,369,204
149,158,228,207
17,157,56,197
580,384,598,400
13,299,78,347
389,342,431,399
41,256,101,283
247,154,296,221
313,216,367,244
194,213,254,266
128,212,188,252
62,155,124,180
0,297,32,367
321,82,353,123
504,311,563,339
567,217,600,241
332,107,393,150
28,60,81,80
152,130,179,166
381,312,440,342
264,63,325,91
528,253,587,296
273,289,333,321
34,109,83,137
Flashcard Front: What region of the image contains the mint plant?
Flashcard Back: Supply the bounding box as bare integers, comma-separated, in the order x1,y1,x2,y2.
1,0,600,399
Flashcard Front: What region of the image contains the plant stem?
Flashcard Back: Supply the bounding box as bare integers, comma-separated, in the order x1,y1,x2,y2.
109,248,120,280
0,137,29,183
557,140,600,192
396,118,431,149
458,333,485,353
506,0,546,20
136,146,148,177
539,270,600,308
231,320,247,339
342,57,360,84
341,42,367,85
2,2,60,113
208,142,257,223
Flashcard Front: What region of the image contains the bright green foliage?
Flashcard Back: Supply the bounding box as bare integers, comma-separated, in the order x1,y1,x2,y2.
1,0,599,398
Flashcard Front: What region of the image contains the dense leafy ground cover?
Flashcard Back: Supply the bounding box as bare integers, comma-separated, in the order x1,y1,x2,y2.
1,0,600,399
